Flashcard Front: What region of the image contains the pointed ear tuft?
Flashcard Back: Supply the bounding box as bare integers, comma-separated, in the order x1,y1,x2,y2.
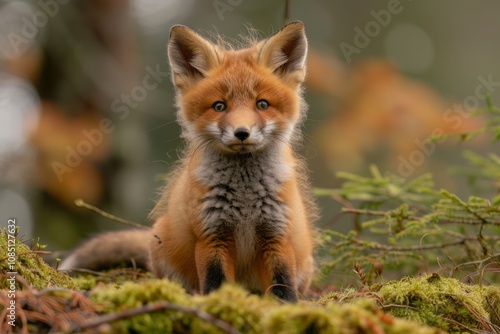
258,21,308,82
168,26,220,88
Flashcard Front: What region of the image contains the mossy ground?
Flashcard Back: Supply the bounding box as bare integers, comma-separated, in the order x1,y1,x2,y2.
84,280,447,334
375,275,500,333
317,274,500,333
1,229,499,333
0,229,75,290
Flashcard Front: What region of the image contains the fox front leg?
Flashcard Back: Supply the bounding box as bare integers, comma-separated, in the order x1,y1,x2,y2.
195,237,236,294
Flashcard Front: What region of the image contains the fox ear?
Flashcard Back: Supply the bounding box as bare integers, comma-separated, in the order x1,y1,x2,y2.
168,25,219,88
258,21,308,83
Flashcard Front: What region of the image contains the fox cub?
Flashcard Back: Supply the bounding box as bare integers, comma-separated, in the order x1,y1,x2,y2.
60,21,318,302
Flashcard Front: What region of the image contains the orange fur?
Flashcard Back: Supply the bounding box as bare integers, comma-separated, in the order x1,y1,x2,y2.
150,22,317,300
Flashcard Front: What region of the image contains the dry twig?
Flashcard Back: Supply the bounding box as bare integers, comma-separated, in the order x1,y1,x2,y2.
74,199,148,229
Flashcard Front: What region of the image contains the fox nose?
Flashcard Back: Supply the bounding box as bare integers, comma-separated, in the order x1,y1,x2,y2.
234,127,250,141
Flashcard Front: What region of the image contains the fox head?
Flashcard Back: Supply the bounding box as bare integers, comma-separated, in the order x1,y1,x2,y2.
167,22,308,154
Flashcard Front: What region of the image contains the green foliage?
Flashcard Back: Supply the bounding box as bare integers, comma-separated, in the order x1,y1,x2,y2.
318,170,500,284
461,151,500,200
315,165,438,207
317,100,500,286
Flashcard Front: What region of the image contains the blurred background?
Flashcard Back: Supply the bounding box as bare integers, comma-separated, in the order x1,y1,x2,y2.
0,0,498,250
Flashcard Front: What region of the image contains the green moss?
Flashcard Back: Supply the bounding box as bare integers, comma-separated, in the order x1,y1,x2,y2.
263,298,443,334
263,303,341,334
0,229,76,290
73,273,100,291
375,274,499,332
88,280,442,334
484,285,500,327
90,281,276,333
192,284,276,333
90,279,192,333
334,299,444,334
314,287,358,305
313,287,377,306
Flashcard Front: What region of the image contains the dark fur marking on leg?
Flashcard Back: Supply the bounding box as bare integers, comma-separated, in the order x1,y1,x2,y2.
271,264,297,302
203,259,225,295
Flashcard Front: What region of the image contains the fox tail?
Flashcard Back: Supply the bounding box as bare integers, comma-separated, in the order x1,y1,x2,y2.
58,229,151,272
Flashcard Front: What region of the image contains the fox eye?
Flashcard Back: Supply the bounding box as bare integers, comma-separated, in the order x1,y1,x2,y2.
256,99,270,111
212,101,227,112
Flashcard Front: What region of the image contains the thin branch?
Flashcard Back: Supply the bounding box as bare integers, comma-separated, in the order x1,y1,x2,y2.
452,252,500,271
330,195,359,232
331,195,355,211
355,238,467,252
349,234,500,253
69,301,241,334
74,199,148,230
418,234,431,273
439,219,500,226
342,208,500,225
61,268,107,276
342,208,387,216
443,318,487,334
486,295,500,331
